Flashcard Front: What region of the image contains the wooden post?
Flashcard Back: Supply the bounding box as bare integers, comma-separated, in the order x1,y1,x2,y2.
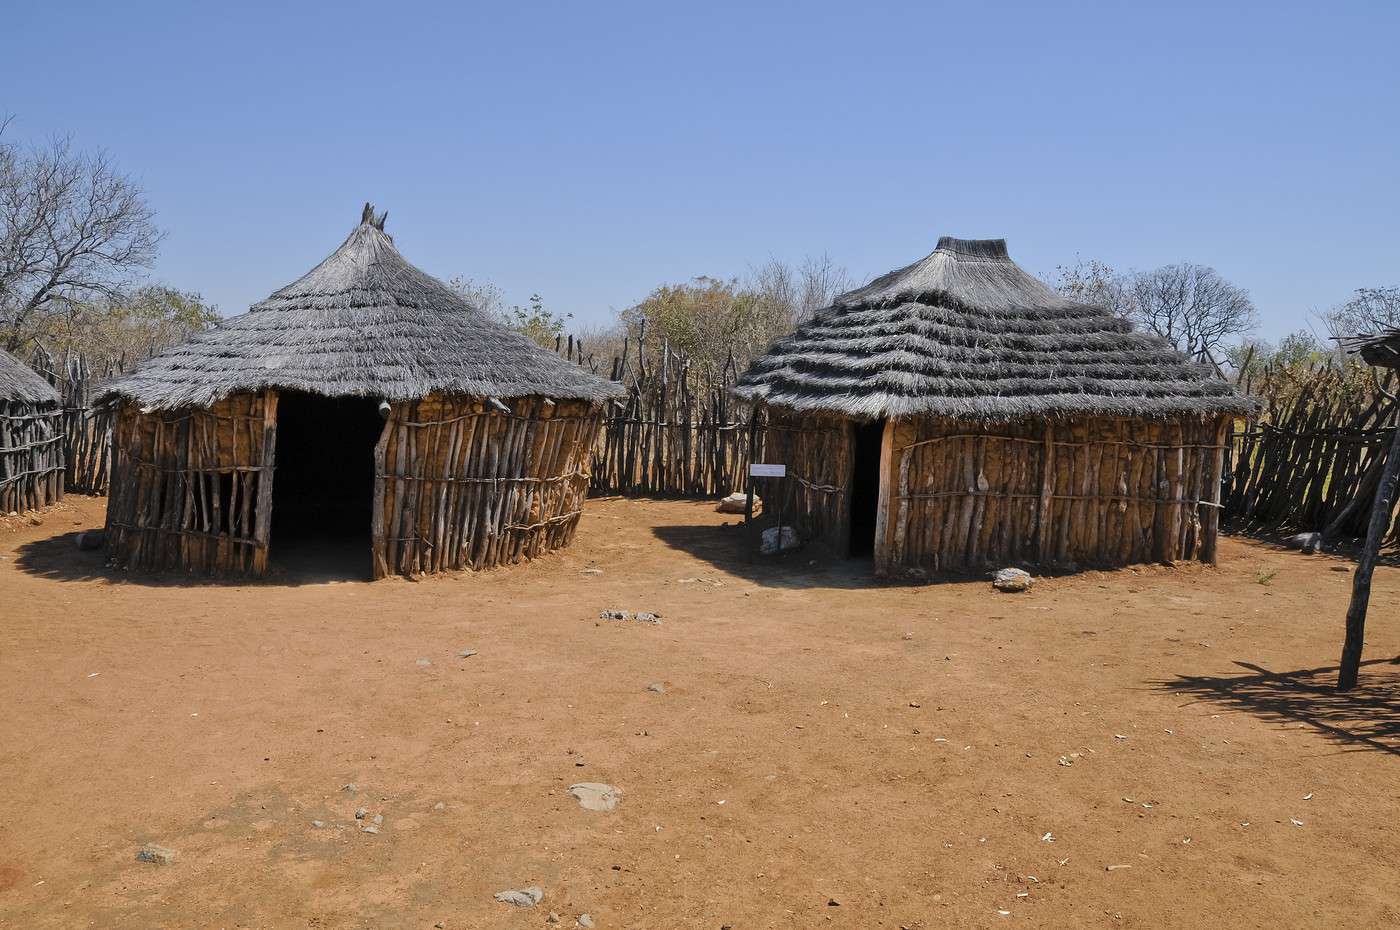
1037,421,1055,565
872,419,895,574
251,389,278,575
1337,405,1400,691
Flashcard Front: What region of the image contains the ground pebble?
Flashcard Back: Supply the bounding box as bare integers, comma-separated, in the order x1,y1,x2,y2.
354,807,367,819
416,658,432,667
494,886,544,907
136,844,176,865
456,649,478,659
342,783,358,792
360,824,379,835
647,682,666,693
372,813,384,825
310,820,325,828
577,915,594,928
600,609,630,620
992,567,1033,592
568,783,623,811
433,801,446,811
546,914,560,924
634,611,661,624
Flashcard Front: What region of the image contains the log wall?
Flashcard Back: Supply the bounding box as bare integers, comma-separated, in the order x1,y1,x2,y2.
373,395,603,578
0,400,65,513
105,392,276,575
877,414,1230,573
757,411,854,547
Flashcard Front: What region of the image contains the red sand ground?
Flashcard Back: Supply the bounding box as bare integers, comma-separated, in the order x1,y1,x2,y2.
2,495,1398,929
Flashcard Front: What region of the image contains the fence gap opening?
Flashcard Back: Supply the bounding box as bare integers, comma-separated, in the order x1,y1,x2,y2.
270,391,383,579
849,418,886,557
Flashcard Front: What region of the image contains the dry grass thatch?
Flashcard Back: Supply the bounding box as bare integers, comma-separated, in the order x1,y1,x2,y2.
1339,328,1400,370
0,349,60,406
734,236,1254,420
101,204,624,410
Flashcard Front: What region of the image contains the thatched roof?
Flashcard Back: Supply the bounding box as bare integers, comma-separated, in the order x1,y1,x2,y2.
103,205,623,410
1338,328,1400,369
734,236,1253,420
0,349,60,406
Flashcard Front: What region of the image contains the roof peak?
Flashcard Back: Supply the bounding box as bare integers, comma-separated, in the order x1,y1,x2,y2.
935,237,1009,261
359,201,388,231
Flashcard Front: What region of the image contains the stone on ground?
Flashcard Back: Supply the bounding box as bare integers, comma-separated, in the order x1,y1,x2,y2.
567,783,623,811
992,567,1033,592
494,886,544,907
760,526,800,555
716,492,757,514
136,844,176,865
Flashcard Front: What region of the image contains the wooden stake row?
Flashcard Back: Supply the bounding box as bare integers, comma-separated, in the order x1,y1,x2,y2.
0,401,65,513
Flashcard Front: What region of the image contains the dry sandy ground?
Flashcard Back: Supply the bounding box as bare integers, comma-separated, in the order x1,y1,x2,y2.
2,495,1398,930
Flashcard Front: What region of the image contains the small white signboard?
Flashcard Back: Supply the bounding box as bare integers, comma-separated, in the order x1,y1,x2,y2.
749,463,787,478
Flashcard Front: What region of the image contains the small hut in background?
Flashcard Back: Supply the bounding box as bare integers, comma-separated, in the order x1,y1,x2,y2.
1,349,64,514
99,205,622,578
734,236,1253,575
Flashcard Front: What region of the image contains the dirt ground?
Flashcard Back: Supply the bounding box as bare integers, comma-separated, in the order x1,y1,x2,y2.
2,495,1398,930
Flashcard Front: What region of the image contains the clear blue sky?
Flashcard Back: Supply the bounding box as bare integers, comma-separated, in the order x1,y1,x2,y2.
5,0,1396,342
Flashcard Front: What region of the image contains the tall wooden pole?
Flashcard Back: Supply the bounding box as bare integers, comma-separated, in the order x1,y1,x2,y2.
1338,406,1400,690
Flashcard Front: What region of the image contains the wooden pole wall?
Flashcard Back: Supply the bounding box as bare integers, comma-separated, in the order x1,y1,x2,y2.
374,394,605,577
0,400,65,513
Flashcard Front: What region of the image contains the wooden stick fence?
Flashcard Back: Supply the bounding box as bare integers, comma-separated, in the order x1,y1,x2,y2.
1223,361,1399,550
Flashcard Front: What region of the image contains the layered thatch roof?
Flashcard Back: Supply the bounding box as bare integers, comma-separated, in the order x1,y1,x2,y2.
103,205,622,410
1339,328,1400,369
735,236,1252,420
0,349,60,406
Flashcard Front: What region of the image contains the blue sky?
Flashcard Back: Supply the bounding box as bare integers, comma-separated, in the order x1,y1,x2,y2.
5,0,1396,341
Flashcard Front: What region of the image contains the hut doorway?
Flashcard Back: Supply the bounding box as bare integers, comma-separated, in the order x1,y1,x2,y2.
848,419,885,557
270,391,385,578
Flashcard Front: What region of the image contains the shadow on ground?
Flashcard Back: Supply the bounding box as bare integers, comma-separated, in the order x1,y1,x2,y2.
12,531,374,587
1157,658,1400,757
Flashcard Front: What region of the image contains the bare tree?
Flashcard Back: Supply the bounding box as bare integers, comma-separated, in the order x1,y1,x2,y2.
446,275,507,318
1048,257,1134,319
1,123,162,351
1124,264,1257,359
1319,286,1400,338
748,253,852,325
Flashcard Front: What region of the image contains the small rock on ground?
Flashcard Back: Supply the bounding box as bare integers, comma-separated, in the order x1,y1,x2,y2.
715,491,757,514
760,525,800,555
577,915,595,928
600,609,630,620
494,886,544,908
646,682,666,693
567,783,623,811
136,844,176,865
433,801,446,811
634,611,661,624
456,649,478,659
992,567,1033,592
416,657,432,667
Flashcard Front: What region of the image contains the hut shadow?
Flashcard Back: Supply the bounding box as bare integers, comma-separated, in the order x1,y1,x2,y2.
1155,659,1400,757
650,521,957,591
12,531,371,587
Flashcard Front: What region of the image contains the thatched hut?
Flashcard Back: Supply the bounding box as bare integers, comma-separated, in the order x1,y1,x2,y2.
0,349,64,514
99,205,622,578
733,236,1253,574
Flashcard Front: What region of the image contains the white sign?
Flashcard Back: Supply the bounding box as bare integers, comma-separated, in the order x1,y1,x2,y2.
749,463,787,478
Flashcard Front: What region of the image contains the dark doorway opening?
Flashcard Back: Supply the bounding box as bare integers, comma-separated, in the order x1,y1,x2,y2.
848,419,885,557
271,391,384,579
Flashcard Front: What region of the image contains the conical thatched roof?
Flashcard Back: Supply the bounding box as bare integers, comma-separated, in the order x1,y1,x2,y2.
1339,328,1400,369
0,349,60,406
734,236,1252,420
103,205,623,410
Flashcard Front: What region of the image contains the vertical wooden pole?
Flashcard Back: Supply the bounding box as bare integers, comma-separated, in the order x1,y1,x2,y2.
1037,421,1055,565
371,401,392,579
1338,405,1400,690
873,419,895,574
251,389,278,575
